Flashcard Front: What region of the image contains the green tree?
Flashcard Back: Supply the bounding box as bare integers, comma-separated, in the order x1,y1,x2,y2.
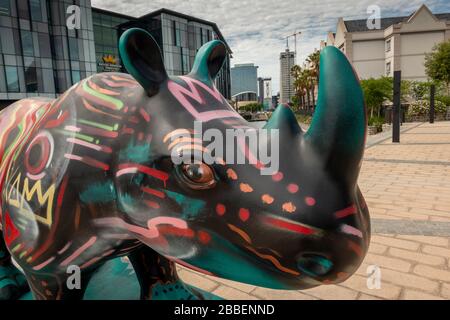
239,103,263,113
425,40,450,95
360,77,392,118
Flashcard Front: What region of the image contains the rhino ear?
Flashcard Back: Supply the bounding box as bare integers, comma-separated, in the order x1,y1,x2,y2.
189,40,226,85
119,28,168,97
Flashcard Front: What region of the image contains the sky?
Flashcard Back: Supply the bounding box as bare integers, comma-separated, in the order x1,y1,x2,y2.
91,0,450,95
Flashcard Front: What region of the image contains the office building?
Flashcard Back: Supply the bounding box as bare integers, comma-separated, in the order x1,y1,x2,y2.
258,77,272,110
279,48,295,103
0,0,97,109
325,4,450,80
231,63,258,98
0,2,232,110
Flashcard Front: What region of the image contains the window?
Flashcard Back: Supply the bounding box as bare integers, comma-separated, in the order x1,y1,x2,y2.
202,28,208,45
68,37,79,60
0,0,10,16
29,0,42,22
71,70,81,84
5,66,19,92
386,62,391,76
181,47,189,74
386,39,391,52
207,30,212,42
17,0,29,20
38,33,51,58
0,27,15,54
24,65,37,92
172,20,181,46
21,30,34,56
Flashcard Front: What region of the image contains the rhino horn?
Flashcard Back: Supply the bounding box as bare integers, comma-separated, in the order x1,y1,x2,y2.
264,104,302,137
304,46,367,187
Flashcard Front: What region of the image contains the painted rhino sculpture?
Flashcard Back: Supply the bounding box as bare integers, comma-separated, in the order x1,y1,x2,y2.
0,28,370,300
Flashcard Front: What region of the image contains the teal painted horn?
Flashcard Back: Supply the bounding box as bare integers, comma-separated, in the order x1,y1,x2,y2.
305,46,367,187
264,103,302,136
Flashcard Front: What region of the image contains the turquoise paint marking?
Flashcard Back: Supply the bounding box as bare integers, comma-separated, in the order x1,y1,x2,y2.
0,278,16,287
80,181,116,204
165,190,205,219
185,232,294,290
297,255,333,277
119,140,151,164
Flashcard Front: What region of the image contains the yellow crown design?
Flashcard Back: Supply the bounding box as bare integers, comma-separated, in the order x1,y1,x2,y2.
102,55,117,64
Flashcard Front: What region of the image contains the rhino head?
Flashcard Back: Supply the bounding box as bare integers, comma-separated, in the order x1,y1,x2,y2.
110,28,370,290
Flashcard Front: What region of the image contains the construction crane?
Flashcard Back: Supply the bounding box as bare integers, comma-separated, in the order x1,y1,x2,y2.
284,31,302,63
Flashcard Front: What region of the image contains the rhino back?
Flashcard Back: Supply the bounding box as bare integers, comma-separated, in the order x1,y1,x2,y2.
0,73,149,267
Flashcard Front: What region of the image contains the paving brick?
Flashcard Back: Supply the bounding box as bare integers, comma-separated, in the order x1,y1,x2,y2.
368,243,388,255
441,283,450,299
413,264,450,282
388,247,445,266
212,285,258,300
396,235,448,247
378,268,439,293
205,275,256,293
303,285,358,300
422,245,450,259
403,289,444,300
371,235,420,251
178,269,220,292
251,287,317,300
363,253,411,272
357,293,382,300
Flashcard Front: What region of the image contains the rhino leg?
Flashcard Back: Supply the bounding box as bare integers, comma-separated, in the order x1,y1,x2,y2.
23,268,96,300
128,246,205,300
0,230,29,300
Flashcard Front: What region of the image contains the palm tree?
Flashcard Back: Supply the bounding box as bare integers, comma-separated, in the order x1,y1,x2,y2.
307,50,320,84
291,65,304,109
306,50,320,107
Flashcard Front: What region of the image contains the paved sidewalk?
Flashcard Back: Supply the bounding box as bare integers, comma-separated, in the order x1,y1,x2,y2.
179,121,450,300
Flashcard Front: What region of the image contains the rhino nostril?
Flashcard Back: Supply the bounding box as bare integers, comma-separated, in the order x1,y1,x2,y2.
297,253,333,277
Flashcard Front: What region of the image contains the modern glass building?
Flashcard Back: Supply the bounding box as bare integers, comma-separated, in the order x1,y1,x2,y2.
92,8,135,73
231,63,258,98
0,0,97,109
0,3,232,110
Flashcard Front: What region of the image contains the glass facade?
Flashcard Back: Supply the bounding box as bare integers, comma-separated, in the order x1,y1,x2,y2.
0,0,96,105
93,9,133,73
1,4,231,108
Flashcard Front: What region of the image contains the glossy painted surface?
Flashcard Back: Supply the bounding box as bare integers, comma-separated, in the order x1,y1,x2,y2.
0,28,370,300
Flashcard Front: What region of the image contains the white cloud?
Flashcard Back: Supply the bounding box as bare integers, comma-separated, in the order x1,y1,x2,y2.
92,0,449,94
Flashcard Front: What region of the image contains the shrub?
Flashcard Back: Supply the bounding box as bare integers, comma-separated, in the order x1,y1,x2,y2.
407,100,447,117
368,116,384,132
295,114,312,124
436,95,450,107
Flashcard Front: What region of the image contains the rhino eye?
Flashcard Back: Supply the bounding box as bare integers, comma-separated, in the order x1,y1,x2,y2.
179,163,216,189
